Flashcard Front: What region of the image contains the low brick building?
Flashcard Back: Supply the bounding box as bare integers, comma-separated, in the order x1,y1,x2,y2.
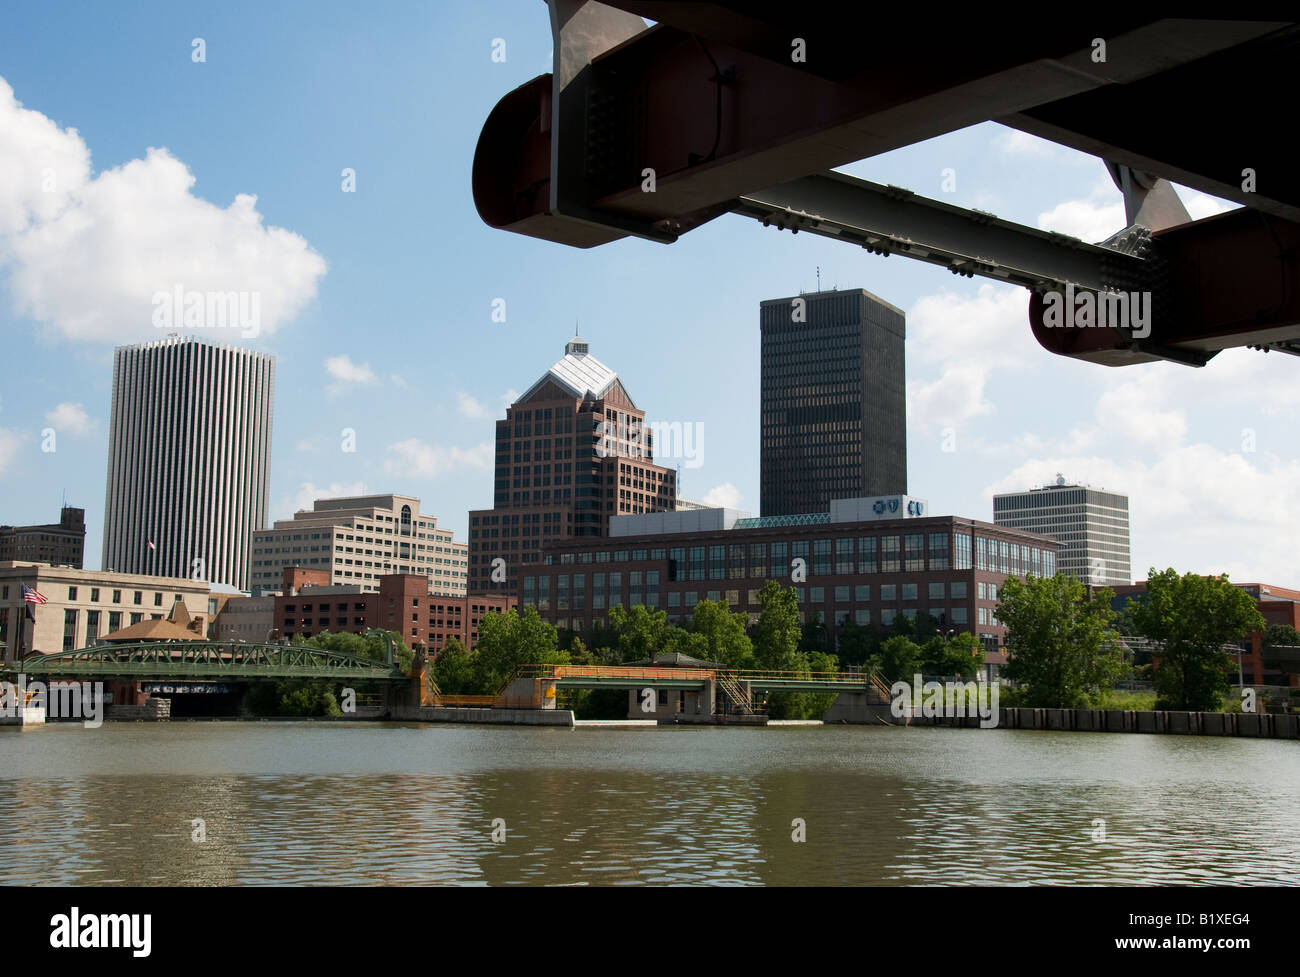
522,496,1059,657
271,567,515,653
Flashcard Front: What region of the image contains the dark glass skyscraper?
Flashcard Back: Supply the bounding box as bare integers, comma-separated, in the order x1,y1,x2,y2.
760,288,906,516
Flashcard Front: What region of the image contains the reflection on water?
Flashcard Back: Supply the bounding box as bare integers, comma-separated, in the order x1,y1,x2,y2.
2,722,1297,885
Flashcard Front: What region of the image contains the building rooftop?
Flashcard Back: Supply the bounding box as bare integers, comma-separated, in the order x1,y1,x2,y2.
518,337,631,405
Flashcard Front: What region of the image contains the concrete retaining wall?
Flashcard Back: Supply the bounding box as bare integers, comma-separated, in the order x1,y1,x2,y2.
106,698,171,721
390,705,574,726
951,707,1298,738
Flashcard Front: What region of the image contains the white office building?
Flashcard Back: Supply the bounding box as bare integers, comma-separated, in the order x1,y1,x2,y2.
102,336,274,592
249,495,468,597
992,476,1131,586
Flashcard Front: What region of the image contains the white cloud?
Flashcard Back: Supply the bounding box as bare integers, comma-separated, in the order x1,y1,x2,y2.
0,428,20,475
278,480,370,520
700,482,743,509
384,439,493,480
995,128,1059,158
325,355,377,385
458,388,519,420
456,392,492,419
1037,196,1125,243
906,283,1037,432
0,76,325,344
44,401,92,436
1175,185,1238,221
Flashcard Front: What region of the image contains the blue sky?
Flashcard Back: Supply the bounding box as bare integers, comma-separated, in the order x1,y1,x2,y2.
1,1,1296,586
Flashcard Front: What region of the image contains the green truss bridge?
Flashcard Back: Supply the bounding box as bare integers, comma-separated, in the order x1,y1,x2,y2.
4,637,407,683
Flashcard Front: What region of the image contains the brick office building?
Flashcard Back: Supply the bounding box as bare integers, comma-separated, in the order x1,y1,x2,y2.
0,506,86,569
1113,580,1300,687
519,496,1058,658
469,336,676,596
270,567,514,653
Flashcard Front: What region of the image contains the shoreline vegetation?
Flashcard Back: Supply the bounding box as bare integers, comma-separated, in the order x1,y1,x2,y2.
201,568,1297,723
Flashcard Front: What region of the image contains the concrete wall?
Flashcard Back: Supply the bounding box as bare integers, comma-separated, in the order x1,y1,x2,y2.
106,698,171,721
390,705,574,726
912,707,1300,737
625,687,710,722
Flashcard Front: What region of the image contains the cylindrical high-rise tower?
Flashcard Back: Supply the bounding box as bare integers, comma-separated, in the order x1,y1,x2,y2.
102,336,275,591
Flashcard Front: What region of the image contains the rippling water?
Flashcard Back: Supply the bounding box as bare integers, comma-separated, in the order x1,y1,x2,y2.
2,722,1297,885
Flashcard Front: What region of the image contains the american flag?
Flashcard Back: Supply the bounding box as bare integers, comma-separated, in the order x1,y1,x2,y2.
22,584,48,604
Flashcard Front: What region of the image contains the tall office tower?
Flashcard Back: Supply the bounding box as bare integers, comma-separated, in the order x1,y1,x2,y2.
760,288,907,516
992,475,1132,586
468,336,676,594
249,494,467,597
102,336,274,592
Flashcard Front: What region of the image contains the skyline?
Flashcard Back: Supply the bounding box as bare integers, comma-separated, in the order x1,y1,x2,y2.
1,0,1296,589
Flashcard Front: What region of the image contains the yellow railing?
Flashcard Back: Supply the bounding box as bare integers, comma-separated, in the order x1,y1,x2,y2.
433,694,498,707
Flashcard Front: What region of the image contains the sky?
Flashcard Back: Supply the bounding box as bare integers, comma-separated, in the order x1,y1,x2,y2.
0,1,1295,587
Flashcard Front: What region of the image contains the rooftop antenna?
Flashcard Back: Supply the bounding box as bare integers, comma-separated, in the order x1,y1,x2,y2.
816,266,821,292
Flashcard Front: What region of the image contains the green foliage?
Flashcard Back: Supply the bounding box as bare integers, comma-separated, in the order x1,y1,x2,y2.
607,604,669,662
998,573,1126,708
754,580,801,670
1131,568,1266,711
431,637,478,694
799,612,829,654
303,629,413,673
834,620,878,667
687,599,754,669
1263,624,1300,650
473,605,568,691
279,684,342,717
918,631,983,678
876,635,922,683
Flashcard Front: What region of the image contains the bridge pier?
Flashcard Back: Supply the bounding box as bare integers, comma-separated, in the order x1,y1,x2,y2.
499,675,559,709
823,691,904,725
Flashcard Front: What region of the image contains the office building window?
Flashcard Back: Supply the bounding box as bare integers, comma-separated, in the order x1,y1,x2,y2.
813,539,831,575
858,537,877,573
881,536,900,572
904,534,925,572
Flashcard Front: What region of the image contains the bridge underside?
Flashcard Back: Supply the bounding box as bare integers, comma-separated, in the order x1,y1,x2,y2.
473,6,1300,366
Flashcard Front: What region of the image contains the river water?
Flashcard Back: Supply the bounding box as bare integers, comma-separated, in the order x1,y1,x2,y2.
2,722,1297,886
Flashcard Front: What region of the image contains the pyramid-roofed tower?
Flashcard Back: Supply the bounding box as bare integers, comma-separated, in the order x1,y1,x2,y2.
468,335,675,595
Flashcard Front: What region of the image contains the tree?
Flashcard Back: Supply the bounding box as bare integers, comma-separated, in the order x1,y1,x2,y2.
304,629,413,673
1263,624,1300,651
877,635,922,683
607,604,669,662
998,573,1126,707
688,599,754,669
754,580,801,670
431,637,478,694
918,631,984,678
1131,568,1266,711
835,620,878,667
799,612,829,654
473,605,568,692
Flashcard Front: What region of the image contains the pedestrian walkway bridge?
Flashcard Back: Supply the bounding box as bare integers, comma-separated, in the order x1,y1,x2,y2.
428,663,893,719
